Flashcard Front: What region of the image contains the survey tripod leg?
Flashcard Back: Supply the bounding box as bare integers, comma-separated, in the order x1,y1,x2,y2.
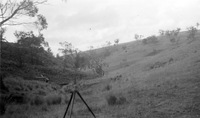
70,92,76,118
76,91,96,118
63,90,96,118
63,92,73,118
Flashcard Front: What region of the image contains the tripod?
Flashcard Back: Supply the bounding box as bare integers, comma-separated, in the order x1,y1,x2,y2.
63,82,96,118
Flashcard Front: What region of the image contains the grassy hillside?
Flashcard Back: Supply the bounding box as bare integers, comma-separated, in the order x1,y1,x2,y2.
1,30,200,118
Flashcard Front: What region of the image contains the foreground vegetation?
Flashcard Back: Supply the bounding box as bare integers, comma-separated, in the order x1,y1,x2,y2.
1,27,200,117
1,1,200,118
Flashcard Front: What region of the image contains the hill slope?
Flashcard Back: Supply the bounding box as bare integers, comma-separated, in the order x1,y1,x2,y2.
1,31,200,118
78,31,200,118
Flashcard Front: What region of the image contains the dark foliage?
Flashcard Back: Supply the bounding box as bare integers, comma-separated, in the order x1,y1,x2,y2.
106,95,117,105
142,35,158,45
187,26,198,41
106,94,127,106
1,33,93,84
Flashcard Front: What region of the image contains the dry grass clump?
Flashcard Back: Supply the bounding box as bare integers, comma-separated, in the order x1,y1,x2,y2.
41,104,49,112
30,95,45,106
106,94,127,106
1,76,67,117
103,84,112,91
4,76,59,94
45,94,62,105
61,94,69,104
106,95,117,105
5,104,30,117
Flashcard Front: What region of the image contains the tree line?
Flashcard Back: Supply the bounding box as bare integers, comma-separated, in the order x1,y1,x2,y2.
0,0,107,83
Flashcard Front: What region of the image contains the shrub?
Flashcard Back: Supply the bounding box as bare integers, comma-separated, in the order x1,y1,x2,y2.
103,84,112,91
170,38,176,43
148,35,158,44
142,39,147,45
142,35,158,45
41,104,48,112
93,65,104,77
46,94,62,105
27,85,33,91
187,26,198,41
106,94,127,106
38,90,46,96
10,94,29,104
31,96,44,106
5,104,30,116
106,95,117,105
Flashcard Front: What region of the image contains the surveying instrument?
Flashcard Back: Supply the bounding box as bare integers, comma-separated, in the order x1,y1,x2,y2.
62,70,96,118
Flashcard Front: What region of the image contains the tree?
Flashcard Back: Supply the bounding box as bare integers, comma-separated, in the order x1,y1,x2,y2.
174,28,181,36
59,41,74,69
88,55,105,76
163,28,181,43
134,34,143,40
0,0,48,41
15,31,48,48
134,34,139,40
47,47,53,56
114,39,119,45
142,35,158,45
196,22,199,29
59,42,88,70
106,41,111,46
89,46,94,50
187,26,197,41
0,27,6,41
165,30,171,37
159,29,165,36
86,48,107,76
13,31,49,66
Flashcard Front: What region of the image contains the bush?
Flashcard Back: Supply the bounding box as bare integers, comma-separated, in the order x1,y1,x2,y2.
46,94,62,105
31,96,44,106
106,95,117,105
103,84,112,91
170,38,176,43
41,104,48,112
10,94,29,104
106,94,127,106
142,35,158,45
187,26,198,41
38,90,46,96
142,39,147,45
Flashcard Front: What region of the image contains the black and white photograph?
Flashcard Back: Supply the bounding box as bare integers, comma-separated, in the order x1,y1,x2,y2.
1,0,200,117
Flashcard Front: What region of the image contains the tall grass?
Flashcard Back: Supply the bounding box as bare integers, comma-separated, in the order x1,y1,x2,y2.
106,94,127,106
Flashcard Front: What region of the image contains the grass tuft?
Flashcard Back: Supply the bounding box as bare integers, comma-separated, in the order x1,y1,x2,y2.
31,96,44,106
106,94,127,106
46,94,62,105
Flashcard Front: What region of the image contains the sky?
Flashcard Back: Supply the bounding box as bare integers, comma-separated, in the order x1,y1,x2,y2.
4,0,200,54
